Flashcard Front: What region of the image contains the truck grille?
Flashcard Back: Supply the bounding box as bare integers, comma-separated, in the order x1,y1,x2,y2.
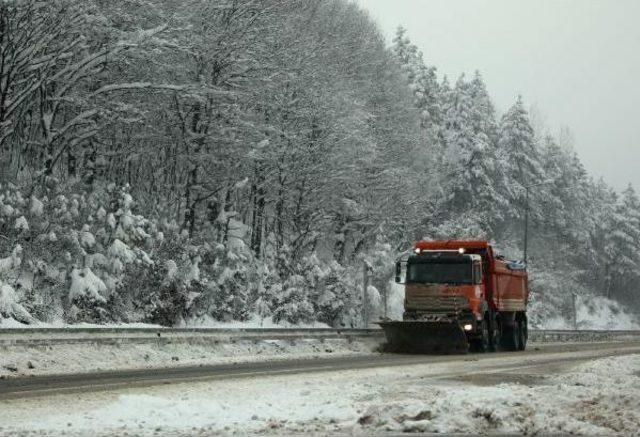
406,294,470,312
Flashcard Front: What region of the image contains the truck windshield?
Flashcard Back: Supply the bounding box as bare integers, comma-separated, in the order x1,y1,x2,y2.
406,262,472,285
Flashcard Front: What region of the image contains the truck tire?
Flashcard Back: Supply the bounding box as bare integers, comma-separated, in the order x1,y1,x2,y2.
501,322,520,351
518,319,527,351
470,320,490,353
489,318,501,352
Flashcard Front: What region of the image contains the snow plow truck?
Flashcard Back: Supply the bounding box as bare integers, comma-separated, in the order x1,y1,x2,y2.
380,240,529,353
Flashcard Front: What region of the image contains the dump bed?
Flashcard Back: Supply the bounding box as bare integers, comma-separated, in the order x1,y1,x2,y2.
490,257,528,312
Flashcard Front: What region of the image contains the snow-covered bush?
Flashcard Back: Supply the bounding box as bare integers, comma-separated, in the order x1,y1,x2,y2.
203,241,255,322
262,252,361,327
2,175,633,329
178,211,258,323
314,260,359,327
0,282,35,324
124,260,190,326
0,183,163,324
271,273,315,325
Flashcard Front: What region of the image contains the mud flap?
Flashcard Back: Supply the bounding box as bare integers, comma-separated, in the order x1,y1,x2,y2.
379,320,469,354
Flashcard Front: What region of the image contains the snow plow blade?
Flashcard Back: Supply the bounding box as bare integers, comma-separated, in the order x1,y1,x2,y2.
378,320,469,354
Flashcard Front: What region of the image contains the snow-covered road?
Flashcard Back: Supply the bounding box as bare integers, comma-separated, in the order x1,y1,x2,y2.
1,341,639,436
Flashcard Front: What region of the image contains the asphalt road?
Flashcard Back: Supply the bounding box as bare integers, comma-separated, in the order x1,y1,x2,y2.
1,340,639,400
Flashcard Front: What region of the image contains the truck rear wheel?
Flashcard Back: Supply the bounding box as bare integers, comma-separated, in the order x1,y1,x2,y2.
489,318,501,352
501,322,520,351
517,319,527,351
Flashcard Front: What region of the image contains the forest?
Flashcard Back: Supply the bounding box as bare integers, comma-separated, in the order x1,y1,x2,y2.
0,0,638,327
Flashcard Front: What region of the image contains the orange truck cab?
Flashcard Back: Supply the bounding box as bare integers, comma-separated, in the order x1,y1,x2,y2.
395,240,529,352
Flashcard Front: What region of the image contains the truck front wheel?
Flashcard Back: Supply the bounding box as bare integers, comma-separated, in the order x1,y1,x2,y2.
470,320,490,353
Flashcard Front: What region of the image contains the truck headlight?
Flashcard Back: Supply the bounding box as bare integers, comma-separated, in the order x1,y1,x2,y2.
463,324,473,331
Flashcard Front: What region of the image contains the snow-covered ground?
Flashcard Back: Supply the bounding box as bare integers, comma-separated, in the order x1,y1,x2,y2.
0,336,379,378
1,350,639,435
0,313,368,378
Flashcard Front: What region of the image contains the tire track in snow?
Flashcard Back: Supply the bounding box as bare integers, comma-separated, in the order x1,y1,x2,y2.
1,340,639,400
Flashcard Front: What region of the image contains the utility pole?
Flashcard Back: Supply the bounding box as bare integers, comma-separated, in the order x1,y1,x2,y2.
362,261,372,328
572,292,578,330
383,284,388,319
523,186,530,264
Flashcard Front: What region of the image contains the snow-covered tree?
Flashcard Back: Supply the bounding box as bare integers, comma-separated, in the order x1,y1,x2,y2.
498,96,544,190
392,26,441,132
438,75,507,234
604,185,640,301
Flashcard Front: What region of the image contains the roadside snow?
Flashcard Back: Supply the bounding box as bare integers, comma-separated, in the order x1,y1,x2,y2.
356,355,640,435
0,351,638,436
0,335,379,378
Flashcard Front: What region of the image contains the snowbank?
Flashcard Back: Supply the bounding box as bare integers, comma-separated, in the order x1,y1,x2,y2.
0,334,378,378
356,356,640,435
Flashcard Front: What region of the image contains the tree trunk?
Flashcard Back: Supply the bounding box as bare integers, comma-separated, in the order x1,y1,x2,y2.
251,168,266,259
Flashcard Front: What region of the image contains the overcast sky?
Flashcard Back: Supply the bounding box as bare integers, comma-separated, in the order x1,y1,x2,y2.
358,0,640,192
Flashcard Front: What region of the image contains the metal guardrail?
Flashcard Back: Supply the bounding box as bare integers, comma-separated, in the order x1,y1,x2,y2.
527,329,640,343
0,327,638,347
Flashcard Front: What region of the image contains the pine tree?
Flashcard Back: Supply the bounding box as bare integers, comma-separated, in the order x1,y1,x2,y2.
604,185,640,301
438,74,507,234
468,71,498,142
581,179,616,295
392,27,441,135
497,96,545,219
